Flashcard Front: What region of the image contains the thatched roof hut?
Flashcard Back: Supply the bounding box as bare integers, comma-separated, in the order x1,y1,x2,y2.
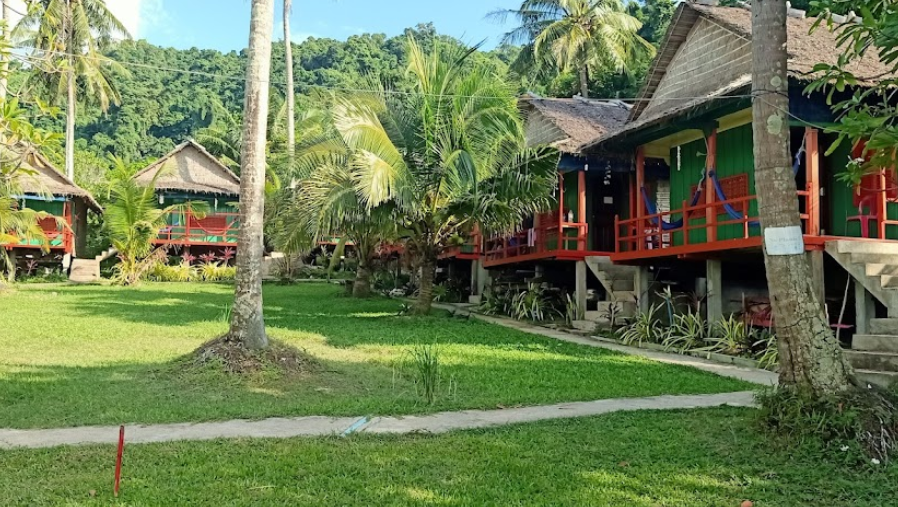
520,95,630,153
134,140,240,196
13,152,101,211
582,1,895,151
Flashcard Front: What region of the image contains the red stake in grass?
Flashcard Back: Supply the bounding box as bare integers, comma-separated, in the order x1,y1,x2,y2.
114,425,125,497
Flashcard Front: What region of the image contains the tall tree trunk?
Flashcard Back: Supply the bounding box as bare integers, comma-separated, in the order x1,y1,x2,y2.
579,67,589,99
1,0,9,100
283,0,296,168
64,0,76,181
416,254,436,314
751,0,853,393
65,69,75,180
228,0,276,350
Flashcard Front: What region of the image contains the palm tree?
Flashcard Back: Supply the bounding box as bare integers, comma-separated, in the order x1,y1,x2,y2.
280,143,397,297
0,99,65,282
104,173,208,286
326,39,558,313
492,0,653,98
283,0,296,168
15,0,131,180
228,0,276,350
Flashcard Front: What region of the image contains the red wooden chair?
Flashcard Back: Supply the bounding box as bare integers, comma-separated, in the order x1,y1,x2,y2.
847,195,879,238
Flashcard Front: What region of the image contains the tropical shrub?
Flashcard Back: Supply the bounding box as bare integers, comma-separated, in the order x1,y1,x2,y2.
510,284,562,322
662,310,710,353
617,303,663,347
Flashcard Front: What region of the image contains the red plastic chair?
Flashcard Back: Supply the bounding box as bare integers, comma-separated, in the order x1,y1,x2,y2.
847,195,880,238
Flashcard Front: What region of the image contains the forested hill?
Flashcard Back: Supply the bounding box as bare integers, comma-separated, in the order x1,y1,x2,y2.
13,3,677,185
14,24,521,179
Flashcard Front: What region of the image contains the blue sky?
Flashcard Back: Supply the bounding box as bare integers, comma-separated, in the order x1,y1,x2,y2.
139,0,525,52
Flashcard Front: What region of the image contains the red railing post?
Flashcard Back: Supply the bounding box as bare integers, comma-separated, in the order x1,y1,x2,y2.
705,129,718,243
635,147,645,251
682,200,689,246
805,127,821,236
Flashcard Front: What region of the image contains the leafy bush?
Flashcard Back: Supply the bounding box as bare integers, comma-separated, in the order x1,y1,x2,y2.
564,293,584,326
510,284,561,322
146,259,236,283
617,304,663,346
706,315,751,356
478,285,513,316
662,310,710,353
752,328,779,369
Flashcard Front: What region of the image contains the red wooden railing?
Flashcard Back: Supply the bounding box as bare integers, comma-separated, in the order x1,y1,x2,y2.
155,211,240,246
615,188,810,253
484,210,587,262
6,203,73,253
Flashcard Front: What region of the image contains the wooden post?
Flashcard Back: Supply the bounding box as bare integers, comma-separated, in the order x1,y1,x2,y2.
578,171,586,251
877,169,888,239
558,172,565,250
636,147,645,251
805,127,821,236
705,129,718,243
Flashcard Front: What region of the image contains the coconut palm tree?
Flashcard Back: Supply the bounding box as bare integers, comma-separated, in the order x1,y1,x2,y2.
325,38,558,313
14,0,131,180
279,144,397,297
0,96,65,282
283,0,296,168
104,172,208,286
228,0,276,350
492,0,653,98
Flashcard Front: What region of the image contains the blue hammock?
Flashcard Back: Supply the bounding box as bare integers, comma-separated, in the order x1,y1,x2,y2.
709,171,761,227
640,175,704,231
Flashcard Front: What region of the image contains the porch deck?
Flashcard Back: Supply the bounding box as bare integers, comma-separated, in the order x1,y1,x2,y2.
7,205,74,254
154,211,239,247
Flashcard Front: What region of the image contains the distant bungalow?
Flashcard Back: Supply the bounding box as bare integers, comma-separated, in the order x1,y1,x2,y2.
8,153,101,266
133,140,241,256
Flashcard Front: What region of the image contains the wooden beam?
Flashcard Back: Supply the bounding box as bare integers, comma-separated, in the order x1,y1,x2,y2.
578,171,587,251
705,129,718,243
636,147,645,251
805,127,821,236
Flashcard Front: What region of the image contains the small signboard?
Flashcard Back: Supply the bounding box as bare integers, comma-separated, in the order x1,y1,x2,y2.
764,226,804,256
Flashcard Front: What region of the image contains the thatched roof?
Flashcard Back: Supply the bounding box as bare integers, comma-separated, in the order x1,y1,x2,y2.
13,152,102,211
582,1,895,152
134,140,240,196
521,95,631,153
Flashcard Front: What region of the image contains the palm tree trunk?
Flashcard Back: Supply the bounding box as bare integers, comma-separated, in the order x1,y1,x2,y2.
65,69,76,180
579,67,589,99
416,254,436,314
1,0,9,100
284,0,296,167
353,255,372,297
751,0,853,394
64,0,76,181
228,0,276,350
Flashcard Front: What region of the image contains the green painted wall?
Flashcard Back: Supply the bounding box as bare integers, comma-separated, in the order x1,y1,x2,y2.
826,140,898,239
666,124,759,246
23,198,65,216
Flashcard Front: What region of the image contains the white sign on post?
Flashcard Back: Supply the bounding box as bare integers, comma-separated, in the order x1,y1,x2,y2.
764,226,805,256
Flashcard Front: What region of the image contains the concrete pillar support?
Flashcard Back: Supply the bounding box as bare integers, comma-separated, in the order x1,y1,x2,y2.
635,265,651,313
855,281,875,335
575,261,588,315
706,260,723,323
476,261,490,296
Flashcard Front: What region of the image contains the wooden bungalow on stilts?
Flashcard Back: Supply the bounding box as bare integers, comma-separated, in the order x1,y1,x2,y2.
579,1,898,385
5,153,101,276
133,140,241,260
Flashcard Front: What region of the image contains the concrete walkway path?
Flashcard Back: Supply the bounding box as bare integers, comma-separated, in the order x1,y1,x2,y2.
0,391,755,449
436,304,778,386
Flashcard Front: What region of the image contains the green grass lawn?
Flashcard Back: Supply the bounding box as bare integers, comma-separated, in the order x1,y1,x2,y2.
1,282,749,429
2,407,895,506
